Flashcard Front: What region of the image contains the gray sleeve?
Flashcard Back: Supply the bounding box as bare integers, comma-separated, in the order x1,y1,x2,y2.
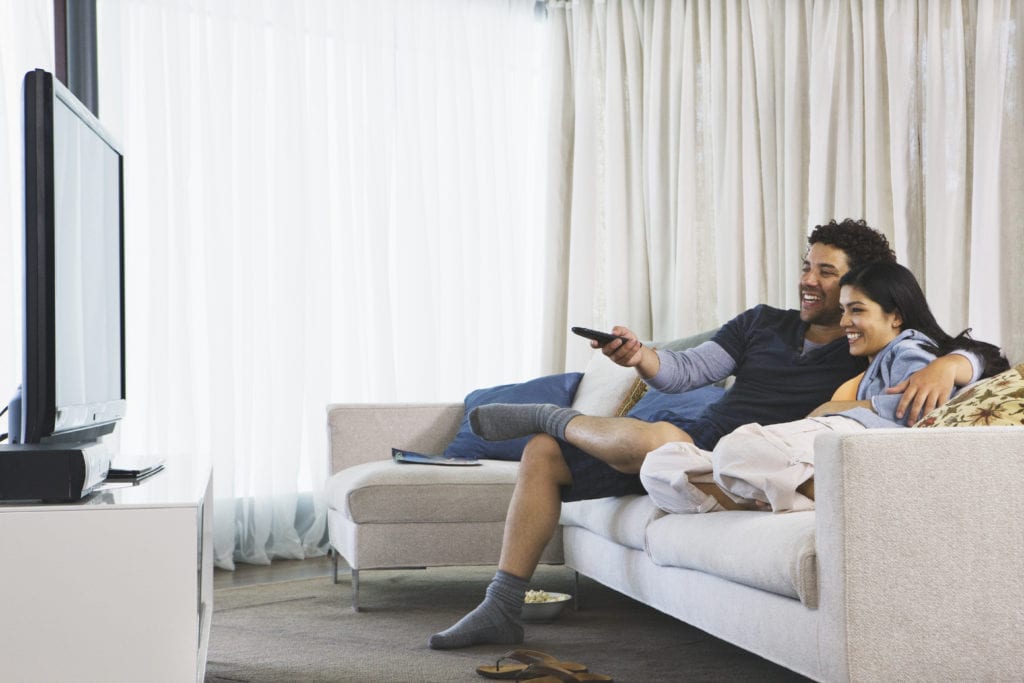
647,341,737,394
949,349,983,384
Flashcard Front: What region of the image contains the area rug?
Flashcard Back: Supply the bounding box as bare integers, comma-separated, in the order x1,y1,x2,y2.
205,564,808,682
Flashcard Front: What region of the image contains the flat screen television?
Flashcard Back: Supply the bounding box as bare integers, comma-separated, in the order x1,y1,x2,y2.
0,68,125,501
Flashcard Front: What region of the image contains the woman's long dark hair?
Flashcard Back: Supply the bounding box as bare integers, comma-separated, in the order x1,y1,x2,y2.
839,262,1009,379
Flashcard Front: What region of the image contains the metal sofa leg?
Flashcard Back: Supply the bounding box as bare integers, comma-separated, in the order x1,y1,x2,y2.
329,548,361,611
351,568,360,612
573,571,580,611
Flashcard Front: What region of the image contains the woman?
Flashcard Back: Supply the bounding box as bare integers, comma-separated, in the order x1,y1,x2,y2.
640,262,1008,514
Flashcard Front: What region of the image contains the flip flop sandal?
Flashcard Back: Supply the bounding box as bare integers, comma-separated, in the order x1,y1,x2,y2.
512,663,613,683
476,649,588,680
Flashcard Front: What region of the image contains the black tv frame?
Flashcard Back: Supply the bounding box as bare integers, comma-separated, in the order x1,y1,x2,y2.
15,68,126,447
21,67,60,444
0,69,126,502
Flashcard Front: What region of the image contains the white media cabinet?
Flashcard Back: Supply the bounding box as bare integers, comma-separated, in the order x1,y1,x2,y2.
0,463,213,682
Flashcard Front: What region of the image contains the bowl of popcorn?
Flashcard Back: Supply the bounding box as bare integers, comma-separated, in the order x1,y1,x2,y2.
520,589,573,622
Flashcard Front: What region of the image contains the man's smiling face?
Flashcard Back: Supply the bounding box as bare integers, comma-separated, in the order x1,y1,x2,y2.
799,243,851,328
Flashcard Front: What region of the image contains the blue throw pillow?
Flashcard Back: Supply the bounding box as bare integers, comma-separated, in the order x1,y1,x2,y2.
626,383,726,423
444,372,584,461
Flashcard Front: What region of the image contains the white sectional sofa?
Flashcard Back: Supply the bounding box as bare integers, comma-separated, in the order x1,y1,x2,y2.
325,344,1024,681
559,426,1024,680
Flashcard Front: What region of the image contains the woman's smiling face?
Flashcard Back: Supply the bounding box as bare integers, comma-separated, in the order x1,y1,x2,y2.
839,284,904,360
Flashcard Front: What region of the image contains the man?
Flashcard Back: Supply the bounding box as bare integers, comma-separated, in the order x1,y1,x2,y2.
428,219,979,650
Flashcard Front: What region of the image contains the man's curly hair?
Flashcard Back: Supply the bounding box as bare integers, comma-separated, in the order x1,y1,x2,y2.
807,218,896,271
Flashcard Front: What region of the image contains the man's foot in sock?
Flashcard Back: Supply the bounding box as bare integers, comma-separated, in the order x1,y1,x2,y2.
469,403,580,441
427,599,524,649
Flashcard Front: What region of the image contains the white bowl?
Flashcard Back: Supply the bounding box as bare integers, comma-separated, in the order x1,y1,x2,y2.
520,592,572,622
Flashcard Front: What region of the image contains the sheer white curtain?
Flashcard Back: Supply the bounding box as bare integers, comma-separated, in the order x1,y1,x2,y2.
546,0,1024,368
96,0,552,569
0,2,54,412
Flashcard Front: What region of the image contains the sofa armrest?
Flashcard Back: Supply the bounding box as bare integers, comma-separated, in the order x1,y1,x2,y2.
326,403,464,474
814,426,1024,681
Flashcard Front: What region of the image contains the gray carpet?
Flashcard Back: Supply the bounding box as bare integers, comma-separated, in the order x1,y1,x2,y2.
205,564,810,682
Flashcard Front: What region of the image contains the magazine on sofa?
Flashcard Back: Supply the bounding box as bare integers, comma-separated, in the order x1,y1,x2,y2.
391,447,480,466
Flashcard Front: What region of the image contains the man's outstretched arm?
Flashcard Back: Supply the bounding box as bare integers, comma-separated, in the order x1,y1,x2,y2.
886,353,978,425
597,325,736,391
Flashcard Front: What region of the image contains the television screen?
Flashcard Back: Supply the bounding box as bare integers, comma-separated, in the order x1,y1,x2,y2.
16,68,125,445
51,78,124,433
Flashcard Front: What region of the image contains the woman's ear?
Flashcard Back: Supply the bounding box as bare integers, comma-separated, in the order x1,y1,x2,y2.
892,310,904,329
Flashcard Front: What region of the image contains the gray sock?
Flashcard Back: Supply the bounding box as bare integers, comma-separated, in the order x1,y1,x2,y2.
469,403,581,441
427,570,527,650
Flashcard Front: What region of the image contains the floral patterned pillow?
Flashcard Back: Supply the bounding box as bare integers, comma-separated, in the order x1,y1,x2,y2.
915,363,1024,427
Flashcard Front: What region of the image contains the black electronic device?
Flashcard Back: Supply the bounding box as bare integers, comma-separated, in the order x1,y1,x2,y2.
571,326,628,346
0,443,111,502
1,69,126,502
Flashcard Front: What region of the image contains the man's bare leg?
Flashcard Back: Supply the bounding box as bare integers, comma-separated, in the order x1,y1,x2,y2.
563,416,690,473
428,435,571,649
498,434,573,576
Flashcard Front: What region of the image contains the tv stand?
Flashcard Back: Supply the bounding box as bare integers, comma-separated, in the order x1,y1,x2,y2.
0,462,213,681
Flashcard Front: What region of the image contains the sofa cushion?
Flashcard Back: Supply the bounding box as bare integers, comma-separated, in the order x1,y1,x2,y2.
570,354,642,417
914,362,1024,427
645,510,818,607
326,459,520,524
560,494,665,551
444,372,584,461
625,384,726,422
656,328,718,352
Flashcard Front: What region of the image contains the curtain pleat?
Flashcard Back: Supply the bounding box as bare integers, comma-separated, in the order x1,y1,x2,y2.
969,0,1024,363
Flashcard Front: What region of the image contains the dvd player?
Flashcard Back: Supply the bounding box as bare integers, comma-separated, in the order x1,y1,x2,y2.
0,441,111,502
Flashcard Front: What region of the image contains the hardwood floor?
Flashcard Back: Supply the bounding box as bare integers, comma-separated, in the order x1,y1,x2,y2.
213,553,340,589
